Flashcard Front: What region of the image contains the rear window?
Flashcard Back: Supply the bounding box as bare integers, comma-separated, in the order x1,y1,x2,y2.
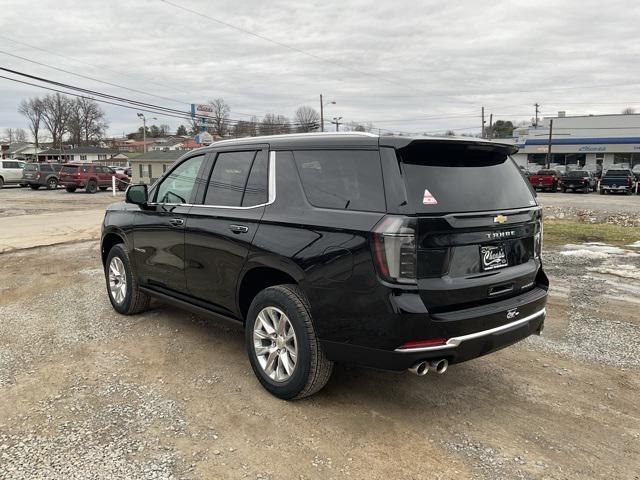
293,150,385,212
604,170,630,176
61,165,78,174
398,143,537,214
24,164,38,171
536,170,556,175
566,171,588,177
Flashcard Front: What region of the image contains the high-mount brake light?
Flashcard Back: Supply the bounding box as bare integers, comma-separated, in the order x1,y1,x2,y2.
371,216,417,284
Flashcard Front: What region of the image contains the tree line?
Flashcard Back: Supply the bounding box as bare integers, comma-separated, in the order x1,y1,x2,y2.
17,93,108,149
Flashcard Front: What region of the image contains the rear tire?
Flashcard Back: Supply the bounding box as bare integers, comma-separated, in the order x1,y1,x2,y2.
46,178,58,190
65,186,77,193
86,180,98,194
0,177,4,189
245,285,333,400
104,243,150,315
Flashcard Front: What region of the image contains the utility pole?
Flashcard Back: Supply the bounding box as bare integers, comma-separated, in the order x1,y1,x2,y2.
481,107,486,138
489,113,493,139
545,119,554,169
331,117,343,132
320,94,324,132
534,103,540,128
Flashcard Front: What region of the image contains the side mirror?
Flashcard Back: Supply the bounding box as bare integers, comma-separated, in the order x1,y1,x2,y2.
126,184,148,205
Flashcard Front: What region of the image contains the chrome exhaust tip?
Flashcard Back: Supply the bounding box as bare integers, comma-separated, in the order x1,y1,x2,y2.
408,361,429,376
428,359,448,375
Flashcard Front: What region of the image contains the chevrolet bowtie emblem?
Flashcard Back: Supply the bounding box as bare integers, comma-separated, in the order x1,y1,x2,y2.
494,214,508,224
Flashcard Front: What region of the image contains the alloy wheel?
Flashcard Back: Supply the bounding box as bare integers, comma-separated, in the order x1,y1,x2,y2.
108,257,127,304
253,306,298,382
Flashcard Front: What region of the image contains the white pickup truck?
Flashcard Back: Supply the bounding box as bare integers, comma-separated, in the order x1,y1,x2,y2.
0,159,26,188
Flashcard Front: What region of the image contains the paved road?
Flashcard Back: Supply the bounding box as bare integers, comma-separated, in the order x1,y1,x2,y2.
537,191,640,214
0,209,104,253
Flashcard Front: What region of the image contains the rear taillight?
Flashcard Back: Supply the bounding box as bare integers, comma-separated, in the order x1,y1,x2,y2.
371,216,417,284
534,220,543,259
398,338,447,350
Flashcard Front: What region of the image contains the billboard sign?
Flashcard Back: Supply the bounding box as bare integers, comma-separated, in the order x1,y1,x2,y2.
191,104,213,129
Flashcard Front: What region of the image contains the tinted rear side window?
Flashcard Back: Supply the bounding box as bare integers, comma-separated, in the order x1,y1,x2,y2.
61,165,78,174
204,151,255,207
24,164,38,171
398,143,536,213
41,164,53,172
293,150,385,212
242,150,268,207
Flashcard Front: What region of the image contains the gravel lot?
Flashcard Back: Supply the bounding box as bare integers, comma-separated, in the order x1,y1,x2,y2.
1,188,639,479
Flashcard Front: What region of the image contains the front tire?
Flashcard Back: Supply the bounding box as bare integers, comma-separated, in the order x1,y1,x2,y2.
86,180,98,194
245,285,333,400
105,243,150,315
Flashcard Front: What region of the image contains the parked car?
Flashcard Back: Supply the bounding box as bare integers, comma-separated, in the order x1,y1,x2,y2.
0,159,26,188
560,170,596,193
599,169,635,195
528,169,561,191
59,163,129,193
22,163,63,190
101,133,548,399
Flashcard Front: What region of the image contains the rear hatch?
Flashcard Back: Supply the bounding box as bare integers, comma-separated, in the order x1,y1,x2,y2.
59,165,79,182
393,141,542,313
22,163,38,179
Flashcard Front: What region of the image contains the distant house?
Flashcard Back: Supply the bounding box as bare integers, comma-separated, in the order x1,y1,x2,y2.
113,139,158,153
130,150,186,184
1,143,45,161
150,137,188,151
34,147,129,165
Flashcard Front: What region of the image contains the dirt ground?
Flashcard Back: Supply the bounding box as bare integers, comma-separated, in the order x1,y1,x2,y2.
1,189,639,479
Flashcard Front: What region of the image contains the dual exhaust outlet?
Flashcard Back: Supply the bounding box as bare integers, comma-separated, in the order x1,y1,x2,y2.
408,359,448,376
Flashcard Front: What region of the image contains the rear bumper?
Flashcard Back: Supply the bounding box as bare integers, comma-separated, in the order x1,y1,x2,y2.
320,288,547,371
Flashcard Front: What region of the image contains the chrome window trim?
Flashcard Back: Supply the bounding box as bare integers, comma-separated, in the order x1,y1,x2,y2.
394,308,546,353
147,150,276,210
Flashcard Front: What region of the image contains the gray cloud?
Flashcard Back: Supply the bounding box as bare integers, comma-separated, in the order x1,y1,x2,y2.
1,0,640,137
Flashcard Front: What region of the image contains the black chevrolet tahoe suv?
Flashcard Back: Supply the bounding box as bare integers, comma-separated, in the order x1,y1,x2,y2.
101,133,548,399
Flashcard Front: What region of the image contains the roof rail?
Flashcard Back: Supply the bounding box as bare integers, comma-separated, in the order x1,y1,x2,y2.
211,131,379,145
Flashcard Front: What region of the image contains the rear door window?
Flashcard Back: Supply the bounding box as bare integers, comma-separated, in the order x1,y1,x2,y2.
41,164,53,172
292,150,385,212
398,143,536,213
242,150,269,207
61,165,78,174
204,151,255,207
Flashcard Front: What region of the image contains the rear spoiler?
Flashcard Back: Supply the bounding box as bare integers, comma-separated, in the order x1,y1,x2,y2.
379,137,518,155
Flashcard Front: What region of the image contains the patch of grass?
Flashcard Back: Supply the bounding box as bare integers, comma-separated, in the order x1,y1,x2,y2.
544,219,640,246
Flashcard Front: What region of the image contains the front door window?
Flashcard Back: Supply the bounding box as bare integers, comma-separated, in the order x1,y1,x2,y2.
155,155,205,205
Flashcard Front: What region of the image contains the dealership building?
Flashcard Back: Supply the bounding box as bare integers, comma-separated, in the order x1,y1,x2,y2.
510,112,640,172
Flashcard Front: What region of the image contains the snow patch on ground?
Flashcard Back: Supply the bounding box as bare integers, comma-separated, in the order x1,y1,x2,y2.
588,264,640,280
627,240,640,248
561,243,640,258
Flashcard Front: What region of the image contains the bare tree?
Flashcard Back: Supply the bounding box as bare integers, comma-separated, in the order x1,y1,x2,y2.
158,124,171,137
622,107,636,115
18,97,44,148
207,98,231,136
41,93,73,148
67,97,107,146
294,106,320,132
15,128,28,142
2,128,14,143
259,114,291,135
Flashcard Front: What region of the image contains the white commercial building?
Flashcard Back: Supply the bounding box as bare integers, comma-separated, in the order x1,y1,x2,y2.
511,112,640,172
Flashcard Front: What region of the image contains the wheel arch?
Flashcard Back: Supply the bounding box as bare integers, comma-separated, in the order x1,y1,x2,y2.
237,266,302,322
101,229,127,266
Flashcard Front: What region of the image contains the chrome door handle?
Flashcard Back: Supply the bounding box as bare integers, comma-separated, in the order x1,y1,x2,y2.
229,224,249,234
169,218,185,227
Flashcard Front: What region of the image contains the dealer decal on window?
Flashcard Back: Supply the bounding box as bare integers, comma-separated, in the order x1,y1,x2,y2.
422,189,438,205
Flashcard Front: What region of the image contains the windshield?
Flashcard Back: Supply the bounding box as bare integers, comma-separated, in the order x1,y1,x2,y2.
398,143,537,214
605,170,630,176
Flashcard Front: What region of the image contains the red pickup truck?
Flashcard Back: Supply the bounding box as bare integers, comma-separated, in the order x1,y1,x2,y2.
528,169,561,192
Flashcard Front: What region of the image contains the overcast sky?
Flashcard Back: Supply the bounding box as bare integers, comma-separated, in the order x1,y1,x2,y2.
1,0,640,139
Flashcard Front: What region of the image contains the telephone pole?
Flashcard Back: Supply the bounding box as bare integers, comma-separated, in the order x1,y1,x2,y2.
331,117,343,132
534,103,540,128
545,119,554,169
489,113,493,139
320,94,324,132
481,107,486,138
